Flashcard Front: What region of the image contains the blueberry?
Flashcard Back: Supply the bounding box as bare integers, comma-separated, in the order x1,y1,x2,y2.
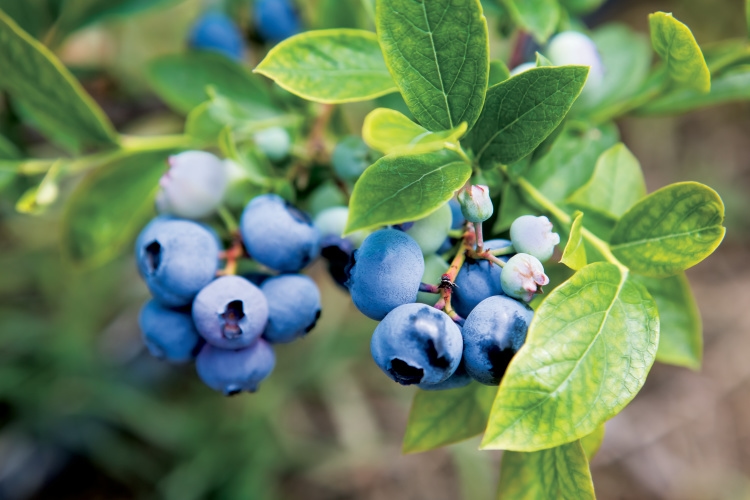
192,275,269,349
403,202,453,255
457,185,493,223
156,151,228,219
254,0,301,43
371,303,463,385
254,127,291,162
546,31,604,90
500,253,549,302
332,136,370,182
135,218,220,307
240,194,320,272
452,239,512,318
261,274,321,343
347,229,424,320
418,360,472,391
449,198,465,230
314,206,368,247
138,300,203,363
196,340,275,395
462,295,533,385
509,215,560,262
417,254,449,305
188,12,245,61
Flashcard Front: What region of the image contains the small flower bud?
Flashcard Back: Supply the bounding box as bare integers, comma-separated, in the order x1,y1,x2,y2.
500,253,550,302
156,151,228,219
457,185,493,223
510,215,560,262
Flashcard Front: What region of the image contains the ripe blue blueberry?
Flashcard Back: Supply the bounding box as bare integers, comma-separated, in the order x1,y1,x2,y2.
254,127,291,162
546,31,604,90
500,253,550,302
418,360,472,391
196,340,276,395
452,239,512,318
462,295,533,385
332,136,371,182
457,185,493,223
192,275,269,349
138,300,203,363
371,303,463,385
254,0,301,43
240,194,321,272
403,202,453,255
135,218,220,307
261,275,321,343
509,215,560,262
188,12,245,61
417,254,449,305
346,229,424,320
449,198,465,230
156,151,228,219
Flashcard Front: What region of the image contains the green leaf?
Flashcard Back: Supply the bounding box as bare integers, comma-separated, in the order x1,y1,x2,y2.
489,60,511,86
610,182,726,277
467,66,588,166
567,143,646,220
649,12,710,93
482,262,659,451
634,273,702,370
637,65,750,115
580,424,606,461
376,0,489,131
403,383,496,453
561,211,586,270
254,29,397,103
345,150,471,234
525,122,619,203
62,151,170,267
0,11,118,151
501,0,561,43
147,52,271,115
497,441,595,500
0,0,57,39
561,0,605,15
362,108,467,155
493,182,540,233
200,91,299,142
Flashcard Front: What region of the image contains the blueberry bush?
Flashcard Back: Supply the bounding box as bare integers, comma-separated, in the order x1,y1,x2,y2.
0,0,742,497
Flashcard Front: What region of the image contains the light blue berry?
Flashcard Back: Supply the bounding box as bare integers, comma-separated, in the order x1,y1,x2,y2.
188,12,245,61
138,300,203,363
547,31,604,90
261,274,321,343
254,127,291,162
332,136,371,182
314,206,368,247
500,253,549,302
452,239,512,318
135,218,220,307
418,359,472,391
156,151,228,219
371,303,463,386
403,202,453,255
192,275,269,349
196,340,276,395
509,215,560,262
346,229,424,320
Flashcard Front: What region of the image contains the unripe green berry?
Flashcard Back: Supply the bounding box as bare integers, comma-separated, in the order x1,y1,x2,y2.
457,185,493,223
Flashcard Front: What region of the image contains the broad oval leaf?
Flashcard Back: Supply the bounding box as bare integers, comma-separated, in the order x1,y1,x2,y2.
567,143,646,220
402,383,496,454
0,11,118,151
362,108,467,155
561,211,587,271
345,150,471,234
497,441,595,500
254,29,397,103
467,66,589,166
376,0,489,131
502,0,561,43
482,262,659,451
649,12,710,93
634,273,703,370
62,151,170,267
147,52,271,114
610,182,725,277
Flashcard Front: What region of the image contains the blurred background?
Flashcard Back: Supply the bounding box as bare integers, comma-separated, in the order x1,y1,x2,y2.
0,0,749,498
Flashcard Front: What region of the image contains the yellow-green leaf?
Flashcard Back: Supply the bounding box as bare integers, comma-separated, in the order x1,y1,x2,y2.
649,12,710,93
580,423,606,461
561,211,587,270
362,108,467,155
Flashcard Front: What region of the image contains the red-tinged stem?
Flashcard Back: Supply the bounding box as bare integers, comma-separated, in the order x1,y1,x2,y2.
475,221,484,253
419,282,440,294
217,233,245,276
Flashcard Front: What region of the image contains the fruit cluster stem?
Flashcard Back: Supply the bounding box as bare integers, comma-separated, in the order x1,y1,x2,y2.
218,233,245,276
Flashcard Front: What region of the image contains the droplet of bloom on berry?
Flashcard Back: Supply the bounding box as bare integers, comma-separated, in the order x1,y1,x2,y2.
510,215,561,262
500,253,550,302
457,185,493,223
156,151,228,219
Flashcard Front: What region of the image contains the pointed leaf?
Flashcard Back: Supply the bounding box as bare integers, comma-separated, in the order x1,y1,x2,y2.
482,262,659,451
362,108,467,155
561,211,587,270
498,441,595,500
403,383,496,453
610,182,726,277
567,143,646,220
345,150,471,234
467,66,588,166
649,12,710,93
376,0,489,131
489,60,511,86
255,29,397,103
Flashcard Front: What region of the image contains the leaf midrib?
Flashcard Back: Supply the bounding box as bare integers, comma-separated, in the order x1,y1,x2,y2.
610,225,723,250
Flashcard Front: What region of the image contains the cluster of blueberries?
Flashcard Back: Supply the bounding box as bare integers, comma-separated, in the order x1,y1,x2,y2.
135,151,323,395
188,0,300,61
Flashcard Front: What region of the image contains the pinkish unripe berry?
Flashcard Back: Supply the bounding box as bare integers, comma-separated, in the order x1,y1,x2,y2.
500,253,550,302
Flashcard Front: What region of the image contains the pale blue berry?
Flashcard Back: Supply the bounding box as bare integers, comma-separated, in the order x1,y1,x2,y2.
156,151,228,219
509,215,560,262
254,127,291,162
196,340,275,395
